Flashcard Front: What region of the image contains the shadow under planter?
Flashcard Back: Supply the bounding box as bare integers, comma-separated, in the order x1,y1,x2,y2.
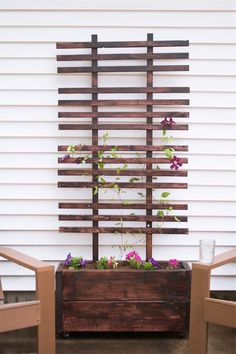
56,261,191,334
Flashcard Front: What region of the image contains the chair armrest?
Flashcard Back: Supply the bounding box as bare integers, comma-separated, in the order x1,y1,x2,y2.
0,247,52,272
192,248,236,271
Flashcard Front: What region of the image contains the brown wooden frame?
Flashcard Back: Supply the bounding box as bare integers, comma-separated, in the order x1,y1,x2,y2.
189,248,236,354
0,247,55,354
57,34,189,261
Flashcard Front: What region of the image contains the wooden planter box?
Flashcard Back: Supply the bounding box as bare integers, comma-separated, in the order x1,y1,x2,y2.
56,261,191,333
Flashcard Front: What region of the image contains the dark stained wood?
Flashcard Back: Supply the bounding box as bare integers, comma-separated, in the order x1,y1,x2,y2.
57,40,189,49
59,202,188,210
59,87,190,94
59,227,188,234
62,301,188,332
58,111,189,118
58,144,188,152
56,34,190,334
60,262,190,301
58,182,188,189
56,262,191,333
58,99,189,107
58,65,189,73
91,34,99,262
58,168,188,177
58,157,188,164
57,52,189,61
59,215,188,222
58,123,188,131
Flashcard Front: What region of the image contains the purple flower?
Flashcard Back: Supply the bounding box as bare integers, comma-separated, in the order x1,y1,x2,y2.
168,259,179,269
170,155,182,170
161,117,176,127
62,154,70,161
149,257,159,268
63,252,72,267
80,259,87,268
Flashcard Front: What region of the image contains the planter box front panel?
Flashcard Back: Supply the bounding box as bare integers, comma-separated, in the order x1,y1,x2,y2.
61,265,190,301
56,262,191,333
62,301,188,332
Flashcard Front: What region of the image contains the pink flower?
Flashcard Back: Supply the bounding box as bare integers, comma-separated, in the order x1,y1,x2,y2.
134,254,142,262
108,257,114,268
126,250,142,262
168,259,179,269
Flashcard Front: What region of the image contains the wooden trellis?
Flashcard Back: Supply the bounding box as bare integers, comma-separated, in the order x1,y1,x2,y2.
57,34,189,261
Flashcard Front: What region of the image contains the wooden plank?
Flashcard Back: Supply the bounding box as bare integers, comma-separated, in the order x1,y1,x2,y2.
58,169,188,177
58,181,188,189
91,34,99,262
58,99,189,106
59,215,188,222
58,111,189,118
61,266,190,301
56,40,189,49
204,298,236,328
59,87,190,94
58,145,188,152
58,157,188,164
59,202,188,210
57,53,189,61
58,123,188,131
62,300,188,332
59,227,188,234
0,301,40,332
58,65,189,73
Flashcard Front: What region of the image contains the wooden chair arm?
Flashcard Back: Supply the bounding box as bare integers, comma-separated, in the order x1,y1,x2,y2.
192,248,236,271
0,247,53,272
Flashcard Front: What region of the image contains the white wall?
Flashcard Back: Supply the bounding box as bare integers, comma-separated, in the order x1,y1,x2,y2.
0,0,235,290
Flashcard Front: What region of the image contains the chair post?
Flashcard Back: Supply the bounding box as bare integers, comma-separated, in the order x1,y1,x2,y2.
189,264,211,354
36,266,55,354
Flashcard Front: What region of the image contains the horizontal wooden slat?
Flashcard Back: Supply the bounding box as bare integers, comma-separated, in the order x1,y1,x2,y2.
58,169,188,177
58,145,188,152
58,123,188,131
58,65,189,73
0,301,40,332
59,202,188,210
58,157,188,164
59,214,188,222
57,53,189,61
59,226,188,234
204,298,236,328
58,181,188,189
57,40,189,49
58,86,190,94
58,99,189,106
58,111,189,118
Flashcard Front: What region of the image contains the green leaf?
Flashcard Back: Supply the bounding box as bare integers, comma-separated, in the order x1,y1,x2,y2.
157,210,165,218
137,192,145,198
102,132,109,143
161,192,170,198
98,162,105,169
122,200,130,205
129,177,140,183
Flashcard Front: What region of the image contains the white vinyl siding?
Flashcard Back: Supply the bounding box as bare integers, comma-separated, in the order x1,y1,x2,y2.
0,0,235,290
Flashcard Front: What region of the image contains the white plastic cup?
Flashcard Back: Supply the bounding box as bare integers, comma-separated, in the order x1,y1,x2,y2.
199,239,215,264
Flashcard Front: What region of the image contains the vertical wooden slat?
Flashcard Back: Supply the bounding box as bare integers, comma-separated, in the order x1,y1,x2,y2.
91,34,99,262
146,33,153,260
